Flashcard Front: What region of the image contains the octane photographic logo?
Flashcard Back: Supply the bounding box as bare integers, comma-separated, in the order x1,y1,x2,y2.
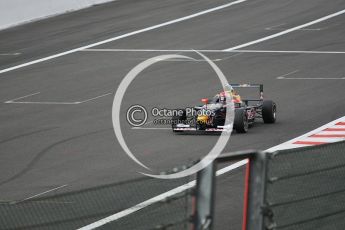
112,51,235,179
126,106,215,126
126,105,148,127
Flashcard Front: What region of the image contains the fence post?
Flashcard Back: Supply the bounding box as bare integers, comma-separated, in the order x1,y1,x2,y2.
245,151,268,230
194,161,216,230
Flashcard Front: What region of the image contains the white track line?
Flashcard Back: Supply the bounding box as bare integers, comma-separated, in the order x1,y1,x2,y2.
275,70,345,80
275,70,299,79
0,0,246,75
131,127,171,130
82,48,345,54
5,92,41,103
81,48,222,52
223,9,345,51
266,28,323,31
215,159,248,176
0,53,21,56
278,77,345,80
237,50,345,54
5,101,79,105
264,23,286,30
13,184,68,204
265,22,325,31
77,92,113,104
129,57,222,62
4,92,112,104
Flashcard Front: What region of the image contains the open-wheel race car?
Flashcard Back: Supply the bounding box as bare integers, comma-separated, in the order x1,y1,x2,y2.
171,84,276,133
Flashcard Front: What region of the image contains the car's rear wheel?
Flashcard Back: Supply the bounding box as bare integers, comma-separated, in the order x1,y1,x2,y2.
262,100,276,123
234,108,248,133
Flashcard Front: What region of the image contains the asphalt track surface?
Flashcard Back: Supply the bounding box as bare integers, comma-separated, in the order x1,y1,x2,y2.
0,0,345,229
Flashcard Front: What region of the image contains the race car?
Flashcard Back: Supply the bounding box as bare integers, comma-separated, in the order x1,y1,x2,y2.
171,84,276,133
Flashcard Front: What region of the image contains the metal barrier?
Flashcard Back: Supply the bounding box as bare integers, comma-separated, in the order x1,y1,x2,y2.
194,140,345,230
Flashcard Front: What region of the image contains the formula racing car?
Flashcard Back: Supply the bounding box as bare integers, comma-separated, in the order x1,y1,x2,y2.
171,84,276,133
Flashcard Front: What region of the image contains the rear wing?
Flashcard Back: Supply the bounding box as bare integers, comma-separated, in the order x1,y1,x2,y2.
229,83,264,101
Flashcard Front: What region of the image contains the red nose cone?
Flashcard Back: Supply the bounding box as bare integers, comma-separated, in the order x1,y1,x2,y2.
201,98,209,104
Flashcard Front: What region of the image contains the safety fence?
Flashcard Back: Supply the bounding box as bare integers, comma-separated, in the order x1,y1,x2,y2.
264,141,345,230
0,175,193,230
1,141,344,229
195,140,345,230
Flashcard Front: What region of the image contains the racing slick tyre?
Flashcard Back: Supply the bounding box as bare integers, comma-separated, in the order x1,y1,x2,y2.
262,100,276,124
234,108,249,133
171,109,187,132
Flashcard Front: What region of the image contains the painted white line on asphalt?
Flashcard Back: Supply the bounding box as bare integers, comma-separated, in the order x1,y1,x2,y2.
278,77,345,80
237,50,345,54
5,101,79,105
4,92,112,105
13,184,68,204
5,92,41,103
276,70,345,81
264,23,286,30
77,92,113,104
276,70,299,79
222,52,243,60
265,22,327,31
129,57,223,62
4,92,78,104
81,48,219,52
215,159,248,176
0,0,246,75
266,28,323,31
82,48,345,54
224,9,345,51
1,200,74,205
131,127,171,130
0,53,21,56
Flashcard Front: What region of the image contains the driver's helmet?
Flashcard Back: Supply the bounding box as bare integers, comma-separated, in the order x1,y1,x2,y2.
217,84,234,103
218,91,231,103
219,92,226,103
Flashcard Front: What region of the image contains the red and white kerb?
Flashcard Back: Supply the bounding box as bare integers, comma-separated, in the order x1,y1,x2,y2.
267,116,345,152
